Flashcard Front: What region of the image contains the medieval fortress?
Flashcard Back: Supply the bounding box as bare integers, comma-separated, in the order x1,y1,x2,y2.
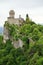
7,10,24,25
3,10,24,48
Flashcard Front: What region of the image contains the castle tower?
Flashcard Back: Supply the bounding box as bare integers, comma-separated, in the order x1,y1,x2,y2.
7,10,24,25
7,10,16,24
9,10,15,18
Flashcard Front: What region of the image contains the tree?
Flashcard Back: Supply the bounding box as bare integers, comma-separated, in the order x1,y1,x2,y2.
36,57,43,65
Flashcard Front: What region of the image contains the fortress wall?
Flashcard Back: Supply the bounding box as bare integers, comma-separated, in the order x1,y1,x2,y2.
8,18,20,25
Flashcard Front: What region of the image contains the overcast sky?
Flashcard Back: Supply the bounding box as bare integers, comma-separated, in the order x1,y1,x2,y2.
0,0,43,27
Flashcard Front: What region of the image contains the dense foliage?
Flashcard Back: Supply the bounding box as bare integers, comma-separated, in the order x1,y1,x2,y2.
0,14,43,65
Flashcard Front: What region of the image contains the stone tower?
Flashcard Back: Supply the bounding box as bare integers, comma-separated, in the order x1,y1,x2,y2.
9,10,15,18
7,10,24,25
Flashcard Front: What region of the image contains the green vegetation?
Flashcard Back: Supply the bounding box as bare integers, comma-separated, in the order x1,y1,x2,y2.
0,14,43,65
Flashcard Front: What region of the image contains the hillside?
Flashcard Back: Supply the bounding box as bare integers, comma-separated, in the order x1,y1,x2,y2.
0,14,43,65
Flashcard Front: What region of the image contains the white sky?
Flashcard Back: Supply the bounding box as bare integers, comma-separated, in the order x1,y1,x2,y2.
0,0,43,27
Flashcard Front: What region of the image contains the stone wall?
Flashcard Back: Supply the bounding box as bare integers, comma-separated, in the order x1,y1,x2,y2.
12,39,24,48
